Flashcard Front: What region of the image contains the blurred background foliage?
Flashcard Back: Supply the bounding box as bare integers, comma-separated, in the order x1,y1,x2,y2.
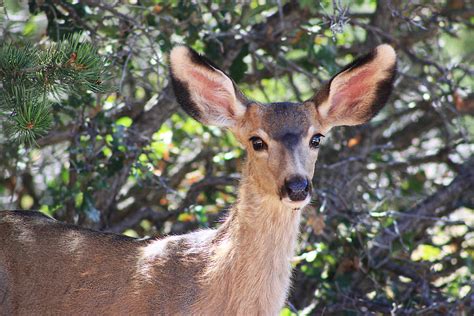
1,0,473,314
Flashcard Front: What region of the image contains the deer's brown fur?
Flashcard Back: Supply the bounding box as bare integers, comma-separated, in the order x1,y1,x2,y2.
0,44,396,315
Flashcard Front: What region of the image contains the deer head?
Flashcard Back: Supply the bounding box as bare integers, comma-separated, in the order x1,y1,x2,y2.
170,45,396,210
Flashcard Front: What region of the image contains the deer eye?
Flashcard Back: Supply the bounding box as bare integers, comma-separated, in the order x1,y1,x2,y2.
310,134,324,149
250,136,267,151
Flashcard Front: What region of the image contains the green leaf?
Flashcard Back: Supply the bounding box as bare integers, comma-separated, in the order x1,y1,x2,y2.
229,44,249,83
116,116,133,128
412,244,442,262
23,19,38,36
279,307,295,316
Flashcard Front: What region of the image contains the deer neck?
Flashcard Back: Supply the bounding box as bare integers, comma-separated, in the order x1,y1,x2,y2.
198,164,302,314
228,175,301,260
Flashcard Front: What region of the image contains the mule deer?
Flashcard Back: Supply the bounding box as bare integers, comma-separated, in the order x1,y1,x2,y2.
0,44,396,315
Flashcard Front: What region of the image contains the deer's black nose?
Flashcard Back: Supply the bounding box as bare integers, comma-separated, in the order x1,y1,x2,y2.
284,176,310,201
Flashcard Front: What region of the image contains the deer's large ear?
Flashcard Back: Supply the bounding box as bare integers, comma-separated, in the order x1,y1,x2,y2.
312,44,397,131
169,46,247,127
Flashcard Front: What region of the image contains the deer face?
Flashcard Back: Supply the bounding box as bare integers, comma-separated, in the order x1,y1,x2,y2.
170,45,396,209
232,101,319,208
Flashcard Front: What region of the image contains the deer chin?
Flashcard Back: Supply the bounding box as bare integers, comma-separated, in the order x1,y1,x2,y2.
281,196,311,210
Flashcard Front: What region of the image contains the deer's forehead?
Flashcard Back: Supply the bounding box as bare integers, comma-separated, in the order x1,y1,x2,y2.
256,102,312,138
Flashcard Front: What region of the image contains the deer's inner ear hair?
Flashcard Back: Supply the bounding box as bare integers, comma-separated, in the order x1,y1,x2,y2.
249,136,268,151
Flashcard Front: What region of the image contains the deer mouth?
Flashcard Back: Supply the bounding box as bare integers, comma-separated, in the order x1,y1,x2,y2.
281,195,311,210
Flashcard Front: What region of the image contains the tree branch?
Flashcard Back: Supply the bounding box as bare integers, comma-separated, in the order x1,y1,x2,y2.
369,158,474,266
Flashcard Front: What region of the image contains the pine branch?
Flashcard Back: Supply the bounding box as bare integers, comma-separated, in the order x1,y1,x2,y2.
0,34,112,145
